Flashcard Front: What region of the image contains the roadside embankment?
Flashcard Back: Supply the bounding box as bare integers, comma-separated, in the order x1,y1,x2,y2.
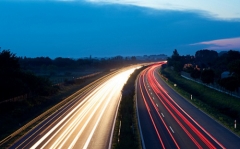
160,67,240,136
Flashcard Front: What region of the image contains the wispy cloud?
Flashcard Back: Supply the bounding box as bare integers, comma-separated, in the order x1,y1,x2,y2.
84,0,240,20
190,37,240,50
13,0,240,20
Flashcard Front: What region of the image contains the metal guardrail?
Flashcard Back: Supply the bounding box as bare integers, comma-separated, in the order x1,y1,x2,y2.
181,75,240,98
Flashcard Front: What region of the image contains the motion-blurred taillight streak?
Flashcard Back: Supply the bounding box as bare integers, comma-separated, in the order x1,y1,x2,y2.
138,63,226,149
139,69,180,149
149,65,226,149
147,66,213,148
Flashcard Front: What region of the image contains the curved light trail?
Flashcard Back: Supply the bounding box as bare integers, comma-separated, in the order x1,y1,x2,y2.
10,66,139,149
137,62,227,149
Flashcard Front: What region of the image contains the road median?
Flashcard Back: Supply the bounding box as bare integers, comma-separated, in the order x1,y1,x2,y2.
112,66,147,149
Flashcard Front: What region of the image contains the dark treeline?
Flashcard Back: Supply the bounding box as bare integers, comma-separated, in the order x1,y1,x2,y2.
0,50,58,101
19,55,138,75
0,50,141,101
167,49,240,92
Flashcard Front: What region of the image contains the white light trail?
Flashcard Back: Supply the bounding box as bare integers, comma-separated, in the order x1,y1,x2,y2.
30,66,139,149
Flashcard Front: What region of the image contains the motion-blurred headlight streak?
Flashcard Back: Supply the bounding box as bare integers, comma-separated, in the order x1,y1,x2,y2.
49,83,113,148
82,78,123,149
29,66,139,149
30,81,110,149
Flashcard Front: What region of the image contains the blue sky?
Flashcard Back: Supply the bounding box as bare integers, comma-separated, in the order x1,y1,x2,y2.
0,0,240,58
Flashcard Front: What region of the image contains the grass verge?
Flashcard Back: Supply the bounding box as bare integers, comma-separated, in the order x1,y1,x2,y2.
160,67,240,136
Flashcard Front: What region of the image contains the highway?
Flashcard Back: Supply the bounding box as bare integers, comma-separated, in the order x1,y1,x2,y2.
9,66,139,149
137,63,240,149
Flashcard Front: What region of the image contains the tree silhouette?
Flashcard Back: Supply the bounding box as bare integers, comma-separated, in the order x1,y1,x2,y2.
167,49,183,73
0,50,57,100
228,60,240,78
0,50,22,99
195,49,218,67
191,68,201,79
201,69,215,84
0,50,20,72
219,77,239,92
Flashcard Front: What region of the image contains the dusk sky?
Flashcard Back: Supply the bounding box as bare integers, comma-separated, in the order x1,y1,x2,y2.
1,0,240,58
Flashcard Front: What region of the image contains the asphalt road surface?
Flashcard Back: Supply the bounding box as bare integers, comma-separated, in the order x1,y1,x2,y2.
136,63,240,149
9,66,139,149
